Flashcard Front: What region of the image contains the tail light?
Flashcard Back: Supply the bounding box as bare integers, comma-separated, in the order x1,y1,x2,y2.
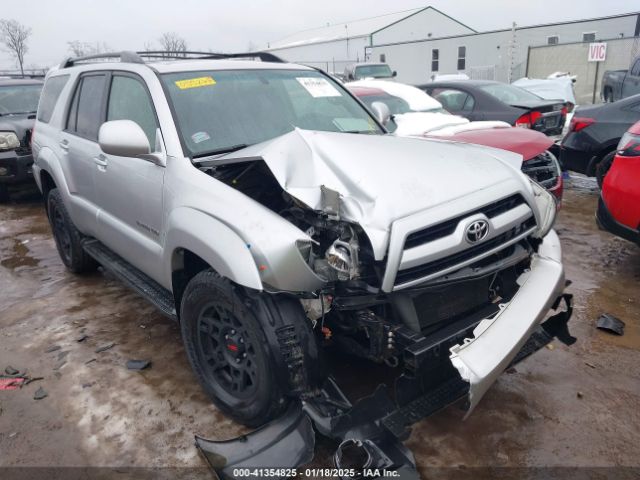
569,117,595,132
616,131,640,157
515,111,542,129
561,106,568,116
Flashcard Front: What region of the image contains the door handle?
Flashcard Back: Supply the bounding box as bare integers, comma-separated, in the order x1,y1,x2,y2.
59,139,69,151
93,154,108,169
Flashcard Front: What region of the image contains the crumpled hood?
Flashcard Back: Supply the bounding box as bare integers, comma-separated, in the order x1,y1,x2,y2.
217,129,525,258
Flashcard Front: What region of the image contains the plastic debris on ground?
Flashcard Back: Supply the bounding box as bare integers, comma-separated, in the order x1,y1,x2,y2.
596,313,625,336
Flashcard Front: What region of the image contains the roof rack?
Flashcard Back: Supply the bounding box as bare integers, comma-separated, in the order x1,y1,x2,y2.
60,50,285,69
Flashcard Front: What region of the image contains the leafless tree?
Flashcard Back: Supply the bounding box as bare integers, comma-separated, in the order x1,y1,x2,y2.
0,19,31,77
67,40,111,57
159,32,187,56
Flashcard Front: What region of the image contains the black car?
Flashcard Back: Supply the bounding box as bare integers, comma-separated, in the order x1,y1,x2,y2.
418,80,567,136
0,78,43,201
560,94,640,181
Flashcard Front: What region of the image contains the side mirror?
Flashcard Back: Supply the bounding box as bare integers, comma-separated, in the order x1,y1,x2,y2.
392,71,397,77
371,101,391,126
99,120,150,158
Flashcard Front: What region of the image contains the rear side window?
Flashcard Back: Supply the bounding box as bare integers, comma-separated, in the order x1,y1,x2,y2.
66,74,107,140
431,88,473,112
37,75,69,123
107,75,159,148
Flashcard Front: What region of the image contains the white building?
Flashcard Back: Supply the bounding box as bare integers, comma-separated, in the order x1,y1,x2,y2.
266,6,476,74
266,8,640,83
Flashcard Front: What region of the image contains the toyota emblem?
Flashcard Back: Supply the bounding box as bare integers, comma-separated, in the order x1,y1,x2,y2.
465,220,489,243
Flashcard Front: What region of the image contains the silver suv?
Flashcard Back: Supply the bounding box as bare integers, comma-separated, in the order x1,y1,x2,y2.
32,51,572,471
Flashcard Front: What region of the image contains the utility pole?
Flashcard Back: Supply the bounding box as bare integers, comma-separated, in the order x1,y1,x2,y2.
507,22,517,83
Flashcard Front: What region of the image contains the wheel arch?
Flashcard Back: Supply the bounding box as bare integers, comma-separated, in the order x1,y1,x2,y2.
586,141,619,176
165,208,263,306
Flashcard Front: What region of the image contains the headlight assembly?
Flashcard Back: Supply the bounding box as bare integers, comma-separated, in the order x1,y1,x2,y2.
0,131,20,151
529,179,557,239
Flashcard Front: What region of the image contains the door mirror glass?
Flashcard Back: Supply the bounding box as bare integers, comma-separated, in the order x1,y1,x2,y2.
99,120,150,157
370,101,391,126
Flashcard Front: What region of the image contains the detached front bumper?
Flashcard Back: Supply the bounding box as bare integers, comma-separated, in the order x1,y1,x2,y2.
450,229,565,415
0,149,34,185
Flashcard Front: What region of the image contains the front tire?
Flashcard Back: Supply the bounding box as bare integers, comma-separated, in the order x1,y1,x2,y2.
47,188,98,273
0,184,9,203
180,270,289,427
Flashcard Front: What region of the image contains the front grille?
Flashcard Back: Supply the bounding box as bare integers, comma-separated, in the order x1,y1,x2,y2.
396,216,536,286
404,194,526,249
521,151,559,189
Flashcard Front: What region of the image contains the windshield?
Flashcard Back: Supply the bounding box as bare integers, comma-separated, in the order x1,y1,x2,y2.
354,65,393,79
0,84,42,115
162,69,382,157
478,83,542,103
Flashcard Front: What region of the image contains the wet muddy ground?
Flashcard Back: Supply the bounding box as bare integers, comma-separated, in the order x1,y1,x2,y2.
1,177,639,479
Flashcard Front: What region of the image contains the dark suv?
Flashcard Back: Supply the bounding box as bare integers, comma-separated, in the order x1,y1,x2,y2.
0,78,43,201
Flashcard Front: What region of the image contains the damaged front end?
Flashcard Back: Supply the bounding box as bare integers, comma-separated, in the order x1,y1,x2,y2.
194,130,574,478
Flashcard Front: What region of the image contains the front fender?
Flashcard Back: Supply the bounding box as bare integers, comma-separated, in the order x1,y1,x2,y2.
164,207,263,291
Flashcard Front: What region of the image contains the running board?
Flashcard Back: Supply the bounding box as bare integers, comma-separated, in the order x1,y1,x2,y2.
82,239,177,321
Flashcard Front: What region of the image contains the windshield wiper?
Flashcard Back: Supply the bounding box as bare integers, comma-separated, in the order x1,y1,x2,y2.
192,144,250,160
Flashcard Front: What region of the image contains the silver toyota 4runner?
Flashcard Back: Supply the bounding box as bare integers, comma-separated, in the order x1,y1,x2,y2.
33,51,573,475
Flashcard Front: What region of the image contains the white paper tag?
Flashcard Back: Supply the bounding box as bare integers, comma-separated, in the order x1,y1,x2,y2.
296,77,341,98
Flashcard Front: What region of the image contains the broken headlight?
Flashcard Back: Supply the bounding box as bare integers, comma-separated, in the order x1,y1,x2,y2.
0,131,19,151
529,179,557,239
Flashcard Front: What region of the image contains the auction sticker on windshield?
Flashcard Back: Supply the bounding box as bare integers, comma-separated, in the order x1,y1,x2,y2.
297,77,341,97
175,76,217,90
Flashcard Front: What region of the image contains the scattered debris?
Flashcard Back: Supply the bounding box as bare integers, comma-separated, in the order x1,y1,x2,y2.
76,334,89,343
139,324,147,329
53,360,67,371
585,362,597,369
4,366,19,376
126,359,152,371
9,432,17,438
95,343,115,353
45,345,61,353
33,387,48,400
57,351,69,361
0,378,25,390
506,367,517,374
577,391,584,399
546,344,555,350
85,358,96,365
82,382,94,389
596,314,625,336
25,377,43,386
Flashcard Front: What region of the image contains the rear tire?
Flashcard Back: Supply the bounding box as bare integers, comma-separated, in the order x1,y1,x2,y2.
180,270,290,427
596,151,616,189
47,188,98,273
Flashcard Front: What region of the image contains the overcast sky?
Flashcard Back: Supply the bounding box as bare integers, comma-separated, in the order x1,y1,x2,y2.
1,0,638,69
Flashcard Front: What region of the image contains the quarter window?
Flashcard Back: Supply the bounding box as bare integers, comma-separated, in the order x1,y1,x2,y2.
107,75,159,148
37,76,68,123
67,74,107,140
457,46,466,71
431,49,439,72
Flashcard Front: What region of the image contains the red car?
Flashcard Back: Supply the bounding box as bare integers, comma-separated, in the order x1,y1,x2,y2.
597,121,640,245
349,84,563,203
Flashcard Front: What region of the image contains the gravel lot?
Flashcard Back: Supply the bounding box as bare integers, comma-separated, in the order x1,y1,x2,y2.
1,177,639,479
